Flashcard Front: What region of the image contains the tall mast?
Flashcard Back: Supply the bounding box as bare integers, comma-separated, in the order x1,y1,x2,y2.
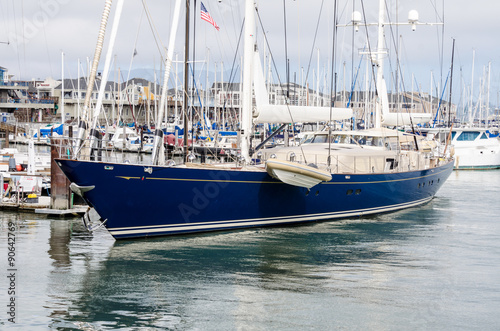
469,49,475,125
183,0,190,161
61,51,65,125
151,0,182,165
374,0,389,128
487,61,491,127
240,0,256,163
447,38,455,127
75,0,113,158
89,0,125,159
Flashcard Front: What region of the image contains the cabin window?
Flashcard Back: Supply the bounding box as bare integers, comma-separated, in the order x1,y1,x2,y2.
480,133,488,140
456,131,480,141
337,135,350,144
331,135,340,143
312,135,328,143
346,189,353,195
352,135,365,144
302,136,314,144
371,137,383,147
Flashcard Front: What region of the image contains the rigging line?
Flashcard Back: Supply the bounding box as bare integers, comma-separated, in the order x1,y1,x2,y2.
384,2,408,110
122,8,145,130
38,0,53,78
383,1,412,148
350,0,355,95
205,0,237,61
141,0,167,62
120,71,138,128
383,3,425,147
330,0,348,83
359,0,378,99
412,75,429,118
395,0,399,116
21,0,26,78
188,63,213,133
428,0,444,22
440,0,445,89
255,7,308,165
192,0,198,152
346,46,366,108
383,1,408,129
296,0,300,80
187,63,222,161
202,2,238,91
432,70,450,127
303,0,325,86
447,38,455,127
10,2,22,79
0,2,7,39
283,0,288,98
328,0,339,169
220,21,245,130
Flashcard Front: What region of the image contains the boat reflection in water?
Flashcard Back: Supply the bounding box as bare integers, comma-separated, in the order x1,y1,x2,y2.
3,171,498,330
42,206,447,330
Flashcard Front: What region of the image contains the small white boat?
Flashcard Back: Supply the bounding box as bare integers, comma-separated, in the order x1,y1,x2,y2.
424,127,500,169
265,159,332,189
107,127,141,152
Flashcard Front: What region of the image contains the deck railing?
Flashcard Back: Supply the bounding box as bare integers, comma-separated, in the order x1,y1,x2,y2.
49,136,446,174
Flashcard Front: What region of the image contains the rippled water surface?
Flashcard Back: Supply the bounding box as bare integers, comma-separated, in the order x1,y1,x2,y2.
1,170,500,330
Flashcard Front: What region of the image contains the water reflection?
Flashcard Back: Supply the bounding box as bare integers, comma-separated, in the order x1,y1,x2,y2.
47,221,73,268
44,220,112,329
53,210,436,330
2,170,499,329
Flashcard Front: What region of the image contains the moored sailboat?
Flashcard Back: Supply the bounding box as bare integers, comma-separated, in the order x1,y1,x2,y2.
55,0,454,239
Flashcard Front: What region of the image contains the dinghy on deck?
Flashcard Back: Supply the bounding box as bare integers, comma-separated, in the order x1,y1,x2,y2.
265,159,332,189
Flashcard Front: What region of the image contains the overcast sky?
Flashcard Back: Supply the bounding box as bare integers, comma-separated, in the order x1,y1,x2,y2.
1,0,499,105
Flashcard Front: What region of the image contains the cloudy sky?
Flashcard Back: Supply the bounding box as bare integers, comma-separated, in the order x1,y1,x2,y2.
1,0,499,106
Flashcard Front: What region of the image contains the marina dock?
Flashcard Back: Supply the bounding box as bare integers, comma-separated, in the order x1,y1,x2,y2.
0,195,87,216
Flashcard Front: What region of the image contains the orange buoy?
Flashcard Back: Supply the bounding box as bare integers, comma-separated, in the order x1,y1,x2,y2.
16,164,22,171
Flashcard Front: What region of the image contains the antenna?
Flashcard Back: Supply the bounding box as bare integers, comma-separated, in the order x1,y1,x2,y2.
408,10,419,31
352,11,362,32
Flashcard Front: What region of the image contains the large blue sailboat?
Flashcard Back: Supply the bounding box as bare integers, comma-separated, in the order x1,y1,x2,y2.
56,157,452,239
56,0,454,239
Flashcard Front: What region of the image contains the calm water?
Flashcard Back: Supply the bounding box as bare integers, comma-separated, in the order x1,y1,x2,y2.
1,170,500,330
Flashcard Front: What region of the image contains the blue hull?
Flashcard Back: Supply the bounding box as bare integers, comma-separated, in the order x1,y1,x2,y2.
56,159,454,239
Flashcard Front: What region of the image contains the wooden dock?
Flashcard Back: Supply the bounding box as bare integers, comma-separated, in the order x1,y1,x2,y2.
0,121,26,135
0,196,87,217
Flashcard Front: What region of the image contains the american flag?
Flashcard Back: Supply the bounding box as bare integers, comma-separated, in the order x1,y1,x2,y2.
201,2,219,31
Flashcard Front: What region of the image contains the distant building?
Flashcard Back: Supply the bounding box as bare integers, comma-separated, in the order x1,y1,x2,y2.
335,90,456,126
0,66,56,123
1,64,458,128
